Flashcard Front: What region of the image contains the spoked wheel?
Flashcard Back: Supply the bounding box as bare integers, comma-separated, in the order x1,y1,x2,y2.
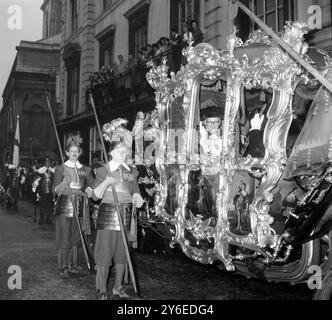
313,269,332,300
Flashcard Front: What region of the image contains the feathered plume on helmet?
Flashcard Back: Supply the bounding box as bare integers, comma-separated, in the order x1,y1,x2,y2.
103,118,133,148
66,135,83,148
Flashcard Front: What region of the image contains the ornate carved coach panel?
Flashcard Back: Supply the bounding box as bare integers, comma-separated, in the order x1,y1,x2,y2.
147,23,320,271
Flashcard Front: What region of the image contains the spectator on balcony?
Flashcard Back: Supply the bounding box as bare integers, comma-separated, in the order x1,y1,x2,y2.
170,28,183,72
128,54,137,70
115,54,128,90
182,23,193,48
152,43,158,57
155,39,165,57
126,54,137,91
139,46,153,64
182,23,192,65
191,20,203,46
162,37,172,53
145,44,154,61
160,37,173,69
171,28,182,46
136,48,150,91
138,47,147,64
110,61,118,75
116,54,128,75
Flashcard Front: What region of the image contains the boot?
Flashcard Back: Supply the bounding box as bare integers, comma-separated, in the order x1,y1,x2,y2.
112,286,131,299
59,267,70,279
68,265,79,275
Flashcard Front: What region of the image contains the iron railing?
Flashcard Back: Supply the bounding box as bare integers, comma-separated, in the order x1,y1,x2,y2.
87,48,176,108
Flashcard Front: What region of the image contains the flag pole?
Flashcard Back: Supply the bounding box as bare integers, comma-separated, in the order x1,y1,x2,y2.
13,115,20,169
89,91,139,295
29,138,37,223
44,91,92,271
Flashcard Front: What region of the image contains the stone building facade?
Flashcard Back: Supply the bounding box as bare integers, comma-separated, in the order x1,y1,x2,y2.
0,0,61,166
56,0,236,164
236,0,331,54
56,0,331,165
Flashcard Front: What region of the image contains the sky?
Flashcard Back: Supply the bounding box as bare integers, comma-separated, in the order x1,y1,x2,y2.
0,0,43,104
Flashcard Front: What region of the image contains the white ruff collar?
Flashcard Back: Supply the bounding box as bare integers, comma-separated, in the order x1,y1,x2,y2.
109,160,130,173
64,160,83,169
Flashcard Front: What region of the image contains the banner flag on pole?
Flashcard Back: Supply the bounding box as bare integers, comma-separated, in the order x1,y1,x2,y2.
13,115,20,168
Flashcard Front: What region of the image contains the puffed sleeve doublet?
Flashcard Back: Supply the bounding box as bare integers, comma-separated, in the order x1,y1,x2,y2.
94,165,141,204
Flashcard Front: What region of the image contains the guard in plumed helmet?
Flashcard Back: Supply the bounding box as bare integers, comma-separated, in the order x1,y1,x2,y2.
52,135,94,279
93,119,144,300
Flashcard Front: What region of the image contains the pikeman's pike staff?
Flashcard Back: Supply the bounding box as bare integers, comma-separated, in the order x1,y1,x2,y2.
88,90,139,296
45,91,92,271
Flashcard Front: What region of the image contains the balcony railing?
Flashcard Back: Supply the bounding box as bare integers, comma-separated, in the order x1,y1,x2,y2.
87,48,176,108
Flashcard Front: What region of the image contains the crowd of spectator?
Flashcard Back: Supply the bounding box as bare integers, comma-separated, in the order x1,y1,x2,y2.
0,160,58,212
110,19,203,76
90,20,203,106
138,20,203,67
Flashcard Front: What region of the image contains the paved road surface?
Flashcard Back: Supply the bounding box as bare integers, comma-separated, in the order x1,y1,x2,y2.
0,200,313,300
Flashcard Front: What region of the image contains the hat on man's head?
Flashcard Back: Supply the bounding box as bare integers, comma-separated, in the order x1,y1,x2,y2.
103,118,132,149
66,135,82,149
200,105,222,121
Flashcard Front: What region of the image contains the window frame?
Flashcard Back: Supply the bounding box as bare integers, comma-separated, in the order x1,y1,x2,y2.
128,10,148,58
66,58,80,117
250,0,293,34
99,32,115,68
170,0,200,34
103,0,113,12
70,0,78,34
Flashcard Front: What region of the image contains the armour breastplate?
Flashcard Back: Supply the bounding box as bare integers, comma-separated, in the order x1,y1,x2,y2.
41,172,52,194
